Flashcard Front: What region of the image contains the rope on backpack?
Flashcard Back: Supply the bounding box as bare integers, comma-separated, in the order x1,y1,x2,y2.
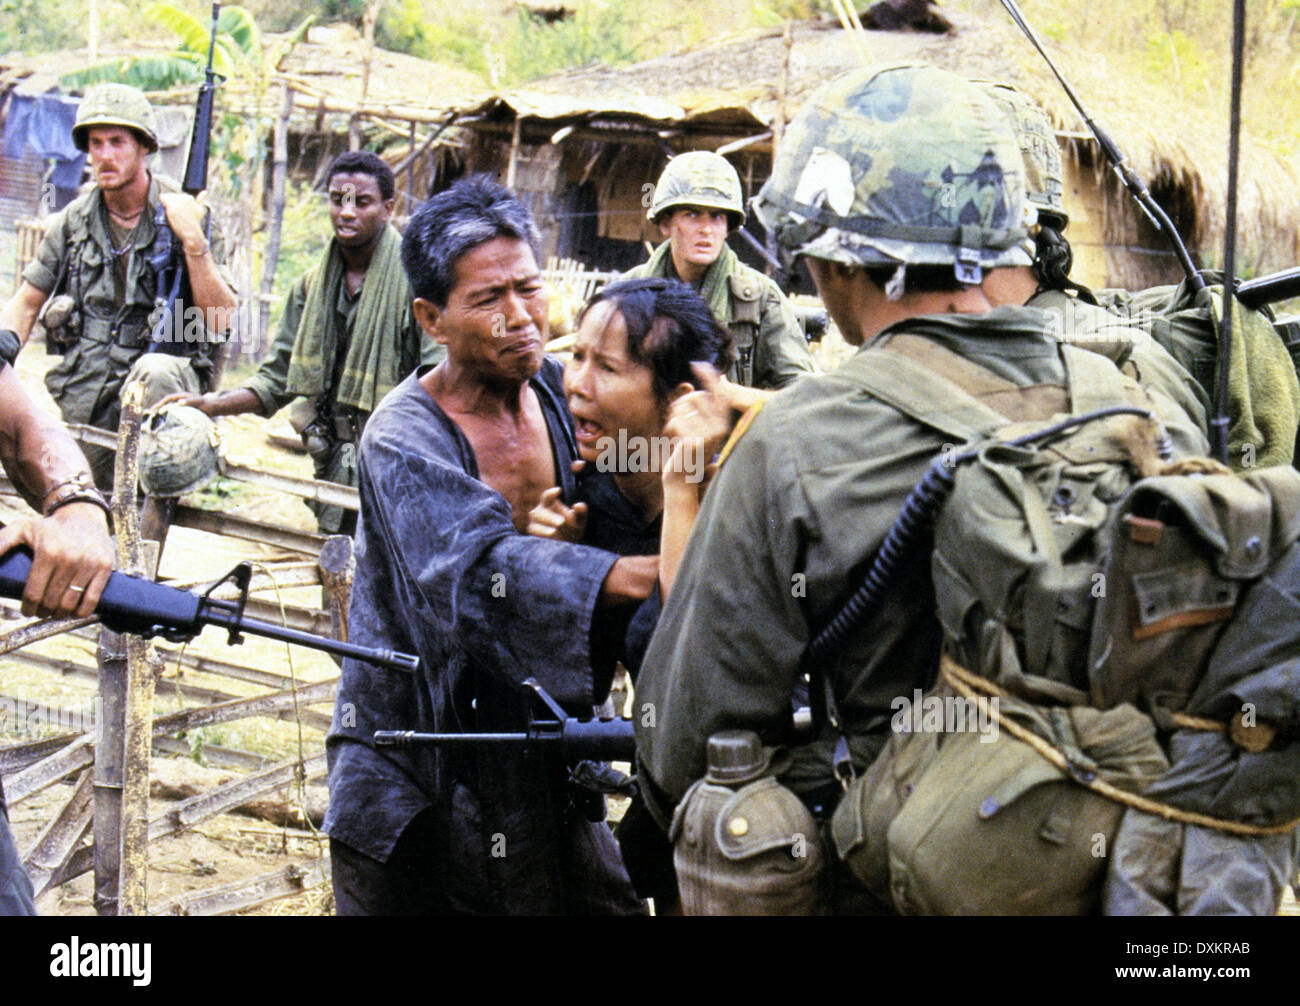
939,654,1300,837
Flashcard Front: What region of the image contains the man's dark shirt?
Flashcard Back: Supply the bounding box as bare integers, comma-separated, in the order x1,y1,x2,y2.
324,357,641,913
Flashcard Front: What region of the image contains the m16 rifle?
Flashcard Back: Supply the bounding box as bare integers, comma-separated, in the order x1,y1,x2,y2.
147,1,221,355
0,546,419,673
374,678,815,770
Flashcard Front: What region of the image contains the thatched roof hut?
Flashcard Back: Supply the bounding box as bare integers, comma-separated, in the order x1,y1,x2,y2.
447,9,1300,291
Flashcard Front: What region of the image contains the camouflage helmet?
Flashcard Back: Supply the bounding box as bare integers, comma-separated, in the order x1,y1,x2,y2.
138,405,223,497
752,64,1035,283
73,83,159,153
649,151,746,230
978,81,1067,228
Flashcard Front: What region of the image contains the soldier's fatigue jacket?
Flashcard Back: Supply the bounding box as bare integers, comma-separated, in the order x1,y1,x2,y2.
1029,288,1211,436
242,268,442,532
624,249,815,389
24,174,226,430
634,306,1209,827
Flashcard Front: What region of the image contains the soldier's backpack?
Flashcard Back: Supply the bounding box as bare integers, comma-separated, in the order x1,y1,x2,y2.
1093,271,1300,470
821,327,1300,914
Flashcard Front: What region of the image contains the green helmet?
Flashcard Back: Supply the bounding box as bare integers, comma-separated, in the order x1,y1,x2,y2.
138,405,223,497
979,81,1067,228
73,83,159,153
649,151,746,230
752,64,1034,284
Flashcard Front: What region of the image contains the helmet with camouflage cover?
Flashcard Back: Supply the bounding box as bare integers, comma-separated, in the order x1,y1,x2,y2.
752,64,1035,283
138,405,224,497
649,151,746,230
978,81,1067,228
73,83,159,153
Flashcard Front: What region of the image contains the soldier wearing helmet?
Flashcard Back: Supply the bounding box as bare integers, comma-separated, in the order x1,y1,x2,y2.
0,82,237,489
624,150,815,389
975,82,1211,440
633,65,1208,913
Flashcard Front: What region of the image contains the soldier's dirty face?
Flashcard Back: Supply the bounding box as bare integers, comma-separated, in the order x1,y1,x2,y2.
414,236,548,384
564,301,665,465
328,172,394,249
661,206,730,273
86,127,148,192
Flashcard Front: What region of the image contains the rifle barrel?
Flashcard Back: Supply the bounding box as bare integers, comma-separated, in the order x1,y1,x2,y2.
1235,267,1300,310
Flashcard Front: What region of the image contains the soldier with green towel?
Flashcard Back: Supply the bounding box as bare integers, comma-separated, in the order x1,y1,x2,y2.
975,82,1299,471
625,151,815,389
167,151,443,534
0,83,238,489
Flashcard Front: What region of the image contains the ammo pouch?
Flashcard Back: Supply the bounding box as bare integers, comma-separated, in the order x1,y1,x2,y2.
728,273,761,387
830,669,1168,915
669,731,825,915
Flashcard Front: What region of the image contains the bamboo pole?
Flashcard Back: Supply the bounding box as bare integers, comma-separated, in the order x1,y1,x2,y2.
258,84,293,348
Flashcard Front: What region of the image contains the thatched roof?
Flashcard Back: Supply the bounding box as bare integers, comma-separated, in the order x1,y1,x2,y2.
0,24,487,132
458,10,1300,272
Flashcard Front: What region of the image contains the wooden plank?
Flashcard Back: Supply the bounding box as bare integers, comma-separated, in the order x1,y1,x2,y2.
5,678,336,805
6,736,95,805
152,858,329,916
6,651,333,731
22,769,93,898
148,752,327,842
169,505,325,556
0,733,81,775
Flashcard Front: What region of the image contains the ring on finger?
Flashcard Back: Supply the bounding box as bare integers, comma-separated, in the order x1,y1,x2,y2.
67,584,86,593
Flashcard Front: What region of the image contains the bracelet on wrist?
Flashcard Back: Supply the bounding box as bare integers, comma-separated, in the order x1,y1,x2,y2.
183,240,210,257
43,472,112,526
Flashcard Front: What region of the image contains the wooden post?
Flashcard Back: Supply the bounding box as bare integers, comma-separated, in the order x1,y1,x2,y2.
406,119,416,212
318,535,355,645
349,1,379,151
92,381,158,915
506,118,522,190
259,84,293,347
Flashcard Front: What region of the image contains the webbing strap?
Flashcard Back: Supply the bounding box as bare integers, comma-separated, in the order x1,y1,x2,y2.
833,341,1006,443
760,190,1030,251
941,655,1300,838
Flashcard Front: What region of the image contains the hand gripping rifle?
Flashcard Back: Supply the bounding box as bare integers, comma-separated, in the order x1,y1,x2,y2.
0,546,419,673
147,2,221,356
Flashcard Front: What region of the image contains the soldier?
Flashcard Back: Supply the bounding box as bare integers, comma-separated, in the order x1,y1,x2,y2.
0,83,237,490
975,82,1214,448
978,81,1297,469
632,64,1209,913
164,151,442,535
625,151,815,389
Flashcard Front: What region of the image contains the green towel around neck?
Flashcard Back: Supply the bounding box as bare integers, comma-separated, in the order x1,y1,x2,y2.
285,223,411,414
642,239,737,325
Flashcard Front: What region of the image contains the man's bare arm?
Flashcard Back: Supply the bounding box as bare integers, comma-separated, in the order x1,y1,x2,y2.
159,192,237,333
0,281,50,348
0,365,113,617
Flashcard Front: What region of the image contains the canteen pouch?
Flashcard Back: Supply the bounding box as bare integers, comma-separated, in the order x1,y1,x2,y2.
831,683,1167,915
670,775,825,915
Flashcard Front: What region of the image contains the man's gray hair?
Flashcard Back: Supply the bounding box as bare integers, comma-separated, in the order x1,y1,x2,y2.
402,175,541,307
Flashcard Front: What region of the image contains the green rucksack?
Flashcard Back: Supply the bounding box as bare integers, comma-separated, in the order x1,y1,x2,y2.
1094,272,1300,470
824,326,1300,914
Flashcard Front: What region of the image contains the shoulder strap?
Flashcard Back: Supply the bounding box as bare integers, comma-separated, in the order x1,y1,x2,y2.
833,337,1014,442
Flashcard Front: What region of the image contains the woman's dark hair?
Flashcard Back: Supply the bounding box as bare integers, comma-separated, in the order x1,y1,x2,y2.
579,278,734,402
